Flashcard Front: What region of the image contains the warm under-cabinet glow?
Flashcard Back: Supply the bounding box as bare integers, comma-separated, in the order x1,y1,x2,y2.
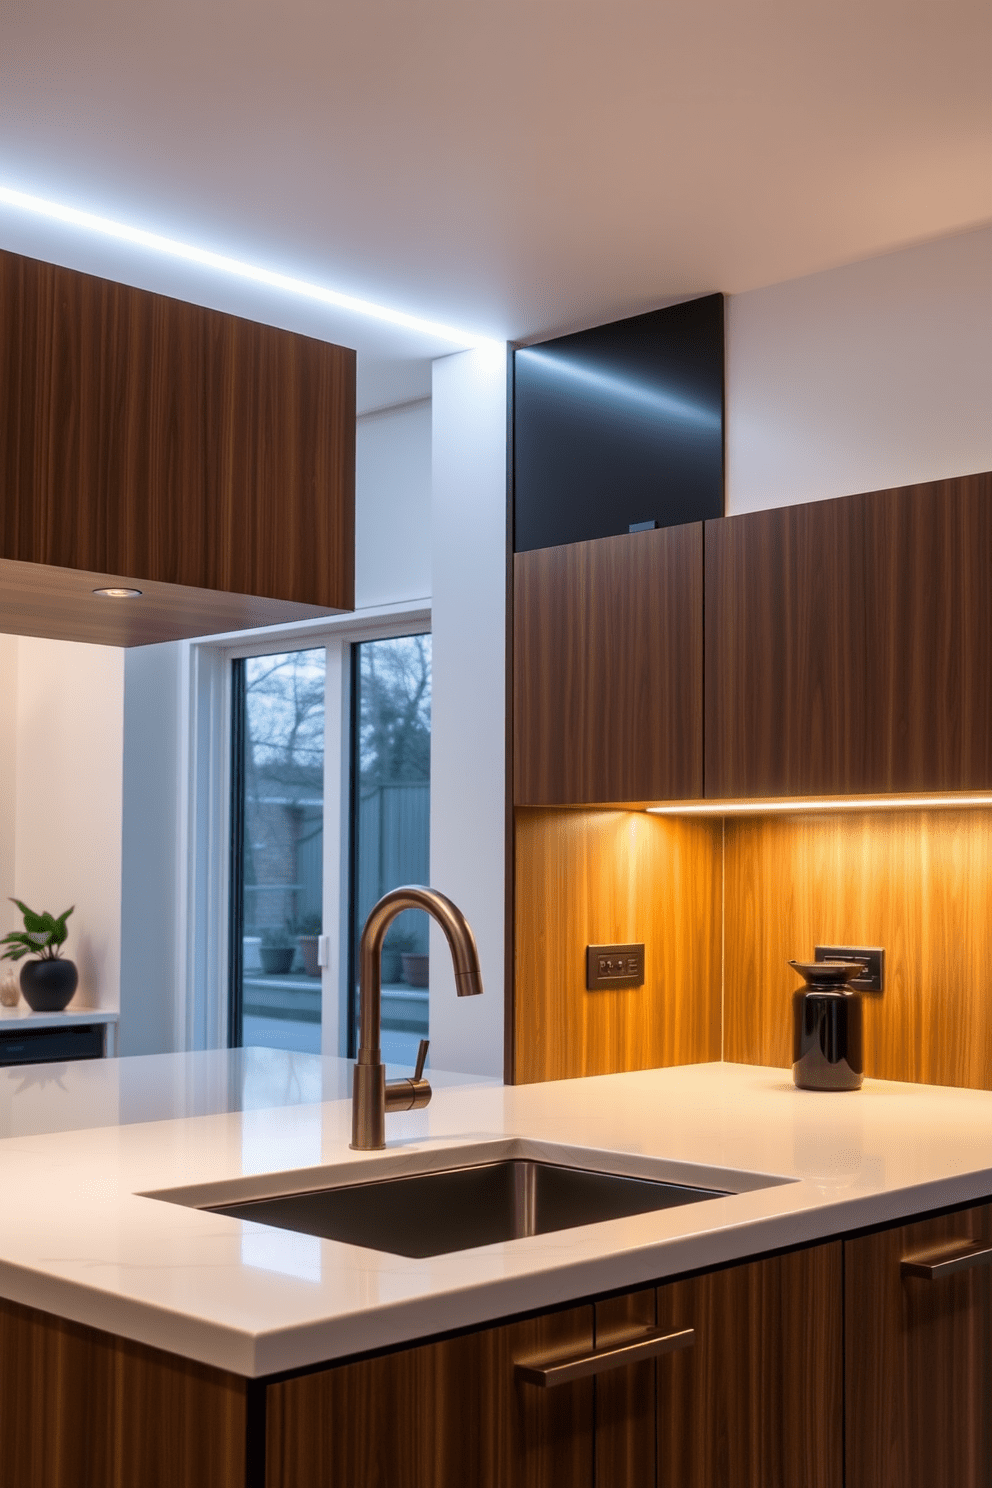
646,793,992,816
92,587,143,598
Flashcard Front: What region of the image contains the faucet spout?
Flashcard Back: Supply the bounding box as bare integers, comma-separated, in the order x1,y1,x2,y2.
351,886,483,1150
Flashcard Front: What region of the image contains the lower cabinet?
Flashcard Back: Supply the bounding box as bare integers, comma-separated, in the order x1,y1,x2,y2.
4,1208,989,1488
655,1242,844,1488
264,1304,596,1488
264,1245,844,1488
845,1202,992,1488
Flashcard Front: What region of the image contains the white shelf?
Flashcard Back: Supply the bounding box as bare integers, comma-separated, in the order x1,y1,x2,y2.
0,1005,119,1030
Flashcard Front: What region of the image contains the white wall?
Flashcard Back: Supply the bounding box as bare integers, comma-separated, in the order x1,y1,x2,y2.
429,346,508,1079
355,398,432,610
7,638,124,1010
726,223,992,514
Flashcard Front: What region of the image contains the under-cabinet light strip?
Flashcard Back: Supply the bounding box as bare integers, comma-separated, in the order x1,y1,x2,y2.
646,794,992,816
0,184,502,351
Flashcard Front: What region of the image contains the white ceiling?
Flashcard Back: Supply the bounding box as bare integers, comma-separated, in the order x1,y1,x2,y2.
2,0,990,411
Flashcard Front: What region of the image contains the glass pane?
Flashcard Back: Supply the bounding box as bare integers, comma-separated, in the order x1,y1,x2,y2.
351,634,431,1065
240,649,325,1053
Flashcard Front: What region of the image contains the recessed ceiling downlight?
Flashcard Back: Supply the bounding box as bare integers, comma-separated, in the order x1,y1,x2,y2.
93,587,143,598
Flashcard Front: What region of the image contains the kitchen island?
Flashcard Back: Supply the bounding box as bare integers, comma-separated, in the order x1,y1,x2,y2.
1,1052,989,1486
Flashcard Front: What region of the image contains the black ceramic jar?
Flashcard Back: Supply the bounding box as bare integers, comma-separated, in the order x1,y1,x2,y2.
790,959,864,1091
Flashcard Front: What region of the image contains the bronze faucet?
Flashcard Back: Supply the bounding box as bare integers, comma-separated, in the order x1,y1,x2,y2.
351,886,484,1150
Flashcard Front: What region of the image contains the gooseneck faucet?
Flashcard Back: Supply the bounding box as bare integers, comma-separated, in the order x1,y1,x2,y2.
351,886,484,1150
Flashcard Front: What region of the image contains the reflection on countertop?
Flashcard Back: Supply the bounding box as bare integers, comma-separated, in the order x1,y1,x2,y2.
0,1046,496,1140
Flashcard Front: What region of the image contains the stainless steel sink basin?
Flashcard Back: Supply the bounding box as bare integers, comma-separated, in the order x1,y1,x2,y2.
207,1158,727,1258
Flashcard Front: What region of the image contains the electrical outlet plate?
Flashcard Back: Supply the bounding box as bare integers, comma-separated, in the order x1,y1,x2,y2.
586,944,645,991
815,945,885,992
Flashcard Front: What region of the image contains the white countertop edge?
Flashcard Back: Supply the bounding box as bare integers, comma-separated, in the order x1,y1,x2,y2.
5,1166,992,1379
0,1006,119,1027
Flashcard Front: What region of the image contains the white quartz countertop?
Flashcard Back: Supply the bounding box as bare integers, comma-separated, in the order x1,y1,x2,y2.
0,1053,990,1378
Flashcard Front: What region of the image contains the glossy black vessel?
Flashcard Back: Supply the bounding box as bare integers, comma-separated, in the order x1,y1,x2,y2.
790,960,864,1091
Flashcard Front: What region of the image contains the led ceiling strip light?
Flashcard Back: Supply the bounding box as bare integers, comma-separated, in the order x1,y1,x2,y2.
0,184,501,351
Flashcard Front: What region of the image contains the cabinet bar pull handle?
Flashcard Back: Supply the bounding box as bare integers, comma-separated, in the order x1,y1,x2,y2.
515,1326,694,1388
900,1239,992,1280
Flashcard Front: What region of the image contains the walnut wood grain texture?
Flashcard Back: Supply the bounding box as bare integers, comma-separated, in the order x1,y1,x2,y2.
704,493,868,798
845,1204,992,1488
0,555,336,646
723,807,992,1087
0,247,355,622
0,1296,246,1488
514,524,703,805
656,1243,844,1488
265,1306,594,1488
593,1288,656,1488
513,808,721,1084
862,473,992,791
704,472,992,797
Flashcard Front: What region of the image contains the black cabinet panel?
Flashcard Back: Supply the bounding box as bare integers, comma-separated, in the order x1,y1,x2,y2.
0,1023,104,1066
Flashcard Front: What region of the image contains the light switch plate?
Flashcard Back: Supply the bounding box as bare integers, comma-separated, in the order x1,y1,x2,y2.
815,944,885,992
586,944,645,990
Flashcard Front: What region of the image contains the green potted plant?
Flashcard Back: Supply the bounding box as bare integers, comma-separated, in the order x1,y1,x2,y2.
259,925,295,976
0,899,78,1012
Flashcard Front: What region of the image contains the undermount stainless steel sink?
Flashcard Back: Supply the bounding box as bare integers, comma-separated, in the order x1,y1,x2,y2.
207,1158,728,1259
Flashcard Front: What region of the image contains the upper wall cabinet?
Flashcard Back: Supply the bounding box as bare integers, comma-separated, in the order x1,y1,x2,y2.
514,524,703,804
0,249,355,646
704,472,992,797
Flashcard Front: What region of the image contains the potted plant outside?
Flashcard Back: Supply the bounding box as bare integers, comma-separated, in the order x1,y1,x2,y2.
0,900,78,1012
380,926,418,984
401,951,430,988
259,926,295,976
294,913,322,978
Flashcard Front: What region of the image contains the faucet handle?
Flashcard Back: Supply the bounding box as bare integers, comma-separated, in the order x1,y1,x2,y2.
414,1038,429,1081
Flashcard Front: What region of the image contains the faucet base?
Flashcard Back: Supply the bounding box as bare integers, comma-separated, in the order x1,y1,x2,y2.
351,1062,386,1151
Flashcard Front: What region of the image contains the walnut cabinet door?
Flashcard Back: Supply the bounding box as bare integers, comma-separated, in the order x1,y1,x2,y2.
845,1203,992,1488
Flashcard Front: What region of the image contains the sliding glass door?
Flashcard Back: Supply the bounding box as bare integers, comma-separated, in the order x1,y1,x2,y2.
227,629,431,1061
229,649,326,1052
349,635,431,1062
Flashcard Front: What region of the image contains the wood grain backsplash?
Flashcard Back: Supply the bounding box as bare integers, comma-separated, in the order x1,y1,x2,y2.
515,806,992,1091
724,809,992,1089
513,809,722,1084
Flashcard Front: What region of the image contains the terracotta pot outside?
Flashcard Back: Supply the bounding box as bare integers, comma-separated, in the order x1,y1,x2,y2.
401,953,430,988
298,936,321,977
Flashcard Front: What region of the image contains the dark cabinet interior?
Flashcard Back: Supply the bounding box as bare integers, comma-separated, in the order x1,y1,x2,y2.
0,1022,105,1066
0,248,355,646
513,523,703,805
704,471,992,798
845,1201,992,1488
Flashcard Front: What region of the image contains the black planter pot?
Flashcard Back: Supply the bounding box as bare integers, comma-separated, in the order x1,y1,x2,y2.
259,946,295,975
20,958,79,1013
